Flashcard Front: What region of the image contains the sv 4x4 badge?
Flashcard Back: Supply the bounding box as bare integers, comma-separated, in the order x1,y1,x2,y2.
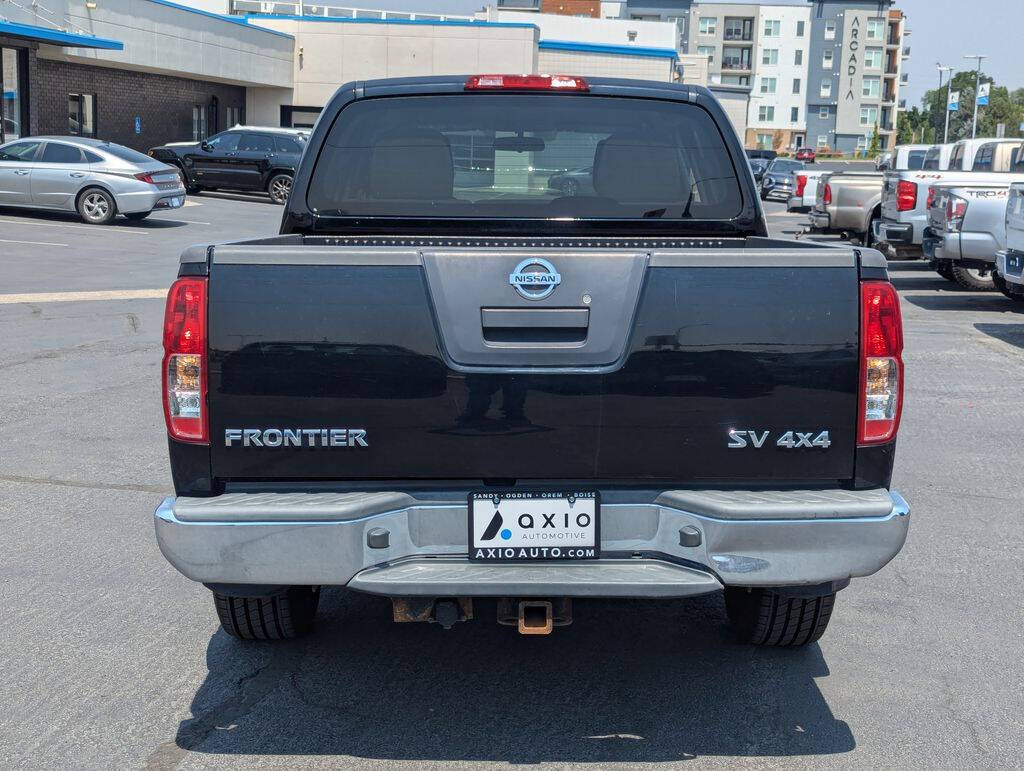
728,430,832,449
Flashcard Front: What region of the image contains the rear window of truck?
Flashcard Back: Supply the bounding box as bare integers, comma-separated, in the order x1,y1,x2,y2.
903,150,927,170
307,95,743,220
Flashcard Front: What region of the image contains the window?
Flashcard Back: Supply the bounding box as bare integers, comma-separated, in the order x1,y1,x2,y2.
817,135,829,148
796,20,805,37
793,78,801,94
2,48,25,142
824,19,836,40
308,94,745,222
865,47,883,70
757,132,773,149
723,18,751,41
862,76,881,98
697,45,716,65
0,140,39,162
866,18,885,40
722,47,751,70
101,143,160,163
973,144,995,171
763,20,780,37
721,75,750,86
758,105,775,122
857,135,868,151
40,142,85,164
794,50,803,65
699,17,716,36
83,149,103,163
274,135,304,154
760,77,777,95
225,106,241,128
819,106,829,119
860,106,878,126
762,49,779,66
791,107,799,122
820,79,832,97
206,133,240,151
239,133,274,152
923,147,942,170
68,93,95,137
950,143,965,170
192,105,207,141
822,49,834,69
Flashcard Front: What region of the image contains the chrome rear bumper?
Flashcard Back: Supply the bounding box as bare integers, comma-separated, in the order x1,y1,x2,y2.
155,489,910,597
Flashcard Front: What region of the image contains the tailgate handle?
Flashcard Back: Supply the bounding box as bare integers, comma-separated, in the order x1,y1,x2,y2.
480,307,589,345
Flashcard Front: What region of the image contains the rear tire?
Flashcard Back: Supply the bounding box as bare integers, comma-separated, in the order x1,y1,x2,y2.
213,586,321,640
725,587,836,647
951,265,996,291
268,173,292,205
77,187,116,225
934,259,955,281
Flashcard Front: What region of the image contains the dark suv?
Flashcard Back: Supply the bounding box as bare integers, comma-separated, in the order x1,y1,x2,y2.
148,127,307,204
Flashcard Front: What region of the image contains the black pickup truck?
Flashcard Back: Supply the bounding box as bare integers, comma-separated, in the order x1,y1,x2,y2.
155,75,910,647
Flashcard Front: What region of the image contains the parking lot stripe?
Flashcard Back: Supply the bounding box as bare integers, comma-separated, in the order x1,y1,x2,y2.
0,289,166,305
0,218,150,235
0,238,69,247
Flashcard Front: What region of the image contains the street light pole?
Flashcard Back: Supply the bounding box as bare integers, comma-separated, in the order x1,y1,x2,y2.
964,54,986,139
938,65,953,144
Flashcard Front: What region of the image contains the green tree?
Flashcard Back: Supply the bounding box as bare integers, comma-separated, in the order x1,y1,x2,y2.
869,122,881,157
917,71,1024,141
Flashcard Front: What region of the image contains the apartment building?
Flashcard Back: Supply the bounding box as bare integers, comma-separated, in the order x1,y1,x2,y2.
805,0,905,153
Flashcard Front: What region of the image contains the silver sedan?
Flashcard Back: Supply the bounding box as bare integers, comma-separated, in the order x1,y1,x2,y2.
0,136,186,224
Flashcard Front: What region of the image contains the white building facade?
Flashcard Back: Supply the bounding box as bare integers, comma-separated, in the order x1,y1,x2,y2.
746,3,810,150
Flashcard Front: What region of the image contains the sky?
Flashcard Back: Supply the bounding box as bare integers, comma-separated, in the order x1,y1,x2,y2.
363,0,1022,107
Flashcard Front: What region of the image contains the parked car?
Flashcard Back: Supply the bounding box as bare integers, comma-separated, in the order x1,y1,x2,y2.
809,170,885,245
877,138,1024,258
546,166,594,196
759,158,804,201
924,181,1012,290
787,169,828,213
794,147,816,163
994,182,1024,303
154,75,909,648
148,126,306,204
748,157,769,184
0,135,184,224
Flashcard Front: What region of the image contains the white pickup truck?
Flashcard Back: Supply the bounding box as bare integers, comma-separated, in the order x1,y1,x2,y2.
876,138,1024,258
994,182,1024,303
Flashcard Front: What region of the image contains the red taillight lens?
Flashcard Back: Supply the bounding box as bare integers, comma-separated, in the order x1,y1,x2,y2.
858,281,903,445
823,183,832,205
465,74,589,91
795,174,808,197
896,180,917,211
926,186,936,210
135,172,157,184
945,195,968,231
162,278,208,443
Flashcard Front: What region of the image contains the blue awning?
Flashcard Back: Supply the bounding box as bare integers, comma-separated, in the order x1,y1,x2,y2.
0,20,123,50
539,40,678,60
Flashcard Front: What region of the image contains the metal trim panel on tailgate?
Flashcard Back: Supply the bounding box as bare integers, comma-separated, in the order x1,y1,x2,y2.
655,488,895,520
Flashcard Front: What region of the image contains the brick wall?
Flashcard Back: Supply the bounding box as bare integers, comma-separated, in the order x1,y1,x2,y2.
539,0,600,18
33,59,246,151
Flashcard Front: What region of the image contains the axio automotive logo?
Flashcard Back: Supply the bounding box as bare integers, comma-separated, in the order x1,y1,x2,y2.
509,258,561,300
478,510,512,541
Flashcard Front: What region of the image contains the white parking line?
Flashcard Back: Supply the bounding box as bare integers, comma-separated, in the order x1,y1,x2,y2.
0,217,151,235
0,238,68,247
152,218,212,225
0,289,166,305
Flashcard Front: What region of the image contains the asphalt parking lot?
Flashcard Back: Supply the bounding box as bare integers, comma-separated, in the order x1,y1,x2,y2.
1,197,1022,769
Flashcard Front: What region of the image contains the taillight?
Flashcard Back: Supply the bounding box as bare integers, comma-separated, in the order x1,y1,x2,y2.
135,172,157,184
465,74,589,91
823,183,832,205
858,281,903,445
896,180,917,211
926,186,936,210
162,278,208,443
795,174,808,197
945,195,968,232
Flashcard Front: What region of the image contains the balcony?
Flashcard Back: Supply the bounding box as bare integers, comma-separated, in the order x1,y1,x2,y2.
900,73,909,84
882,91,896,104
886,61,899,75
722,60,753,72
723,31,753,42
902,46,910,59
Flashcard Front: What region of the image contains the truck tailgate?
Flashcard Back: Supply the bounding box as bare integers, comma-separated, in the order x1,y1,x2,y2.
207,243,860,485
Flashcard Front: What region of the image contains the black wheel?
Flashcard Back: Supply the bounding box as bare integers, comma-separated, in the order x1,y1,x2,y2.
725,587,836,647
864,216,879,248
77,187,116,225
124,211,150,221
951,265,996,291
993,272,1024,302
268,173,292,205
213,586,321,640
934,260,955,281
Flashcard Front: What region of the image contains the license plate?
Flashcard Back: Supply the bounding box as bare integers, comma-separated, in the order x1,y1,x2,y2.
468,491,599,562
1007,253,1023,275
163,196,184,209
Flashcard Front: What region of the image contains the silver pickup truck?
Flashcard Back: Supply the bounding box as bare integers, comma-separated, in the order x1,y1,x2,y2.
994,182,1024,303
924,182,1015,290
809,170,885,245
877,138,1024,258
